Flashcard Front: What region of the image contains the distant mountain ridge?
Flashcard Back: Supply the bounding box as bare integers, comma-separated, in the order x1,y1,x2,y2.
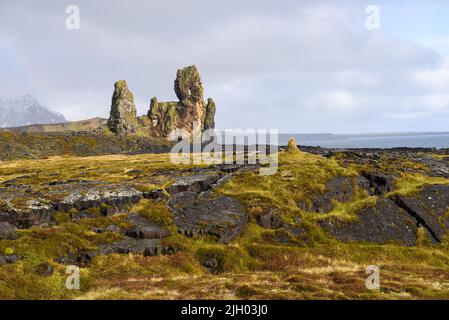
0,95,66,128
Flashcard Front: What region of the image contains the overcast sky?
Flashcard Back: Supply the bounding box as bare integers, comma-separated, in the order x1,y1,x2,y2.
1,0,449,133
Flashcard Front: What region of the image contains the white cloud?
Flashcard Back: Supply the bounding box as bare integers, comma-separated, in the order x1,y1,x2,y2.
306,90,355,111
412,59,449,92
0,0,448,132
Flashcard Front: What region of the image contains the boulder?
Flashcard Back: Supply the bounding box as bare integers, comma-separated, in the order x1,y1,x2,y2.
0,222,18,240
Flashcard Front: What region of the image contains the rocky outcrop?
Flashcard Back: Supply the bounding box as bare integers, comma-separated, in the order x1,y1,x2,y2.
125,214,170,239
148,65,216,140
168,191,248,243
57,187,142,213
107,80,139,135
320,198,418,245
167,173,221,194
0,184,143,228
107,66,216,140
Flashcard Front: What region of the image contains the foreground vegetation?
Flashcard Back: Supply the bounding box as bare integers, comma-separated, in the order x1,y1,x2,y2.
1,150,449,299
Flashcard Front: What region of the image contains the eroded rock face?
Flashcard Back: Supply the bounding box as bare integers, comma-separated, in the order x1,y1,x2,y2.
107,80,139,135
167,191,248,244
174,65,204,109
148,65,216,140
393,184,449,242
106,66,216,140
320,198,418,245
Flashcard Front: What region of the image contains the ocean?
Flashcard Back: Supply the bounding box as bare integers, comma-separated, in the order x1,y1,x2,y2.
278,132,449,149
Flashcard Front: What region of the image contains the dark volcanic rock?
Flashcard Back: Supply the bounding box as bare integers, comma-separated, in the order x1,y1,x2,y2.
57,187,142,213
256,208,283,229
299,176,355,213
393,184,449,242
125,214,170,239
167,173,221,194
58,238,176,266
0,208,55,229
0,186,142,228
0,222,18,240
70,211,98,222
0,254,20,265
142,188,166,201
319,198,418,245
167,191,248,243
99,238,175,256
361,172,395,195
93,224,121,234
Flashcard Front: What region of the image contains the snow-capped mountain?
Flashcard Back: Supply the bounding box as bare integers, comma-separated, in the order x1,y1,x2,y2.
0,95,66,128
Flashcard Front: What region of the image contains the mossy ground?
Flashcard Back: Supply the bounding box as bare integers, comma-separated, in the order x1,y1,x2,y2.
1,151,449,299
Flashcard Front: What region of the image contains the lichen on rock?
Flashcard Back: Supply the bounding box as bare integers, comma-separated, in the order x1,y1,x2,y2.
147,97,182,138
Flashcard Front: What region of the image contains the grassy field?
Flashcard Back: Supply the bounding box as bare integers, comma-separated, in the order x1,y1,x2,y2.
1,150,449,299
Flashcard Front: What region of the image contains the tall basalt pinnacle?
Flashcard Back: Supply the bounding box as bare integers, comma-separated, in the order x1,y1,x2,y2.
107,80,138,134
204,98,216,130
